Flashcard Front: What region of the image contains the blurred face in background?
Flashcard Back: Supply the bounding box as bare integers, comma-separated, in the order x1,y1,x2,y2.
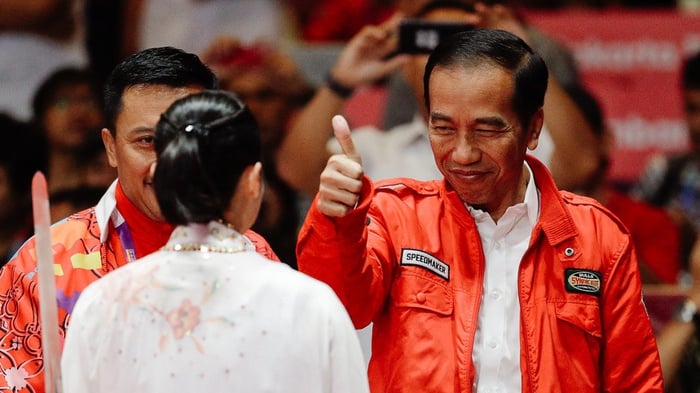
41,82,102,151
401,7,481,119
223,71,291,150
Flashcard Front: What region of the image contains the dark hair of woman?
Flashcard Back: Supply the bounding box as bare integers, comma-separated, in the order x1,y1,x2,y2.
154,90,261,226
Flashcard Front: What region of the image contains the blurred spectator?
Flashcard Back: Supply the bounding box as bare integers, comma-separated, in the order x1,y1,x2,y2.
518,0,676,7
0,113,47,265
121,0,290,56
633,51,700,274
284,0,395,42
31,67,105,194
276,0,599,198
655,235,700,392
202,37,316,267
383,0,581,130
569,85,682,284
0,0,88,120
203,38,314,150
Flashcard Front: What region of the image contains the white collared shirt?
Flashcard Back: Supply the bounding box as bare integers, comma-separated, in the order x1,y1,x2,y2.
467,163,540,393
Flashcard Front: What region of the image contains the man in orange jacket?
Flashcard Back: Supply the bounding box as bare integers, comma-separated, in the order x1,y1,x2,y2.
0,47,278,392
297,29,663,392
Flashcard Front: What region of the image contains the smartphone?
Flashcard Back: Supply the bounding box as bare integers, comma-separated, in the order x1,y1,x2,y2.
397,19,475,54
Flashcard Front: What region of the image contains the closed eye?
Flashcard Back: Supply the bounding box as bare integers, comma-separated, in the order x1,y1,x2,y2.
475,128,507,136
430,125,455,135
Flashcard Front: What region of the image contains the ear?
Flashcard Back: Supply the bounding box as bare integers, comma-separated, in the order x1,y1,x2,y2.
102,128,118,168
221,162,264,232
526,108,544,151
246,162,264,200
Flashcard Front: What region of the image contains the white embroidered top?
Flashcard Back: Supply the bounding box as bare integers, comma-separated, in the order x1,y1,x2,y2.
61,220,369,393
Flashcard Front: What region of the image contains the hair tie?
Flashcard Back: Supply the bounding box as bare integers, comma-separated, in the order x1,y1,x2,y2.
182,122,208,137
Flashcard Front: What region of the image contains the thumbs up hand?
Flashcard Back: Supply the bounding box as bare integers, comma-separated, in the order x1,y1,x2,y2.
317,115,365,217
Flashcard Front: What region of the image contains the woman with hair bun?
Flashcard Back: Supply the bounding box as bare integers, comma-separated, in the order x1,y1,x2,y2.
61,90,369,393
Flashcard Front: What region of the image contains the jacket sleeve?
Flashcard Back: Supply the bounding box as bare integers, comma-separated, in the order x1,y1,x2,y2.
0,239,47,393
601,237,664,392
297,176,396,328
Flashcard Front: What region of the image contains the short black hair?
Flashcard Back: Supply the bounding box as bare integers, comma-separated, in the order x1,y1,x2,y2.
154,90,261,225
682,51,700,90
32,67,102,122
424,28,548,127
103,46,218,132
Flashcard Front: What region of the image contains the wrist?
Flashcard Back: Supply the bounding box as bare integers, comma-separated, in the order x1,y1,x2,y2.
325,73,354,99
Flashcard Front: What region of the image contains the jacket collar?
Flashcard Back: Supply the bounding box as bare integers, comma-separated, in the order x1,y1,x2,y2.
94,180,118,243
525,155,579,246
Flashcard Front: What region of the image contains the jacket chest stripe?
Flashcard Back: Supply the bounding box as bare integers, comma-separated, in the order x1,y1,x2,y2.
400,248,450,281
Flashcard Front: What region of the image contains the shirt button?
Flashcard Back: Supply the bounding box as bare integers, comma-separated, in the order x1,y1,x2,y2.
487,339,498,349
490,289,502,300
416,292,426,303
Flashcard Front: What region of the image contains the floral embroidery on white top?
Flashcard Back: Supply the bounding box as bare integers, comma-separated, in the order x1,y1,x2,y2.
61,220,369,393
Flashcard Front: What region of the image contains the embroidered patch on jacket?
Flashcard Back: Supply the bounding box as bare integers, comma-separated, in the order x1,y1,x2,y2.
400,249,449,281
565,268,602,296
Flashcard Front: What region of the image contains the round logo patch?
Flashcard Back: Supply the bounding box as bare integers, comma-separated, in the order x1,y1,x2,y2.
565,269,602,296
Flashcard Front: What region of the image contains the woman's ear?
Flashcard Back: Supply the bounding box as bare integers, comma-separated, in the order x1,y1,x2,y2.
247,162,263,199
222,162,265,232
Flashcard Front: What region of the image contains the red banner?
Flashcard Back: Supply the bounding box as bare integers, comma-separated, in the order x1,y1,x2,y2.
526,9,700,183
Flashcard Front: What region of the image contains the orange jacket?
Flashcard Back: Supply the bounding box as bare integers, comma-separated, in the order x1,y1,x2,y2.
0,184,278,393
298,156,663,392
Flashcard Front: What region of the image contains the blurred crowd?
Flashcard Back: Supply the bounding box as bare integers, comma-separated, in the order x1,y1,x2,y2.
1,0,700,391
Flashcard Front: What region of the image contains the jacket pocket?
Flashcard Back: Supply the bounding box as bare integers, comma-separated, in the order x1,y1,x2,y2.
390,271,453,315
553,300,602,338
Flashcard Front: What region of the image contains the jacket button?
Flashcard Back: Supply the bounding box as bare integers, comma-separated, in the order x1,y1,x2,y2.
416,292,426,303
565,247,575,257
